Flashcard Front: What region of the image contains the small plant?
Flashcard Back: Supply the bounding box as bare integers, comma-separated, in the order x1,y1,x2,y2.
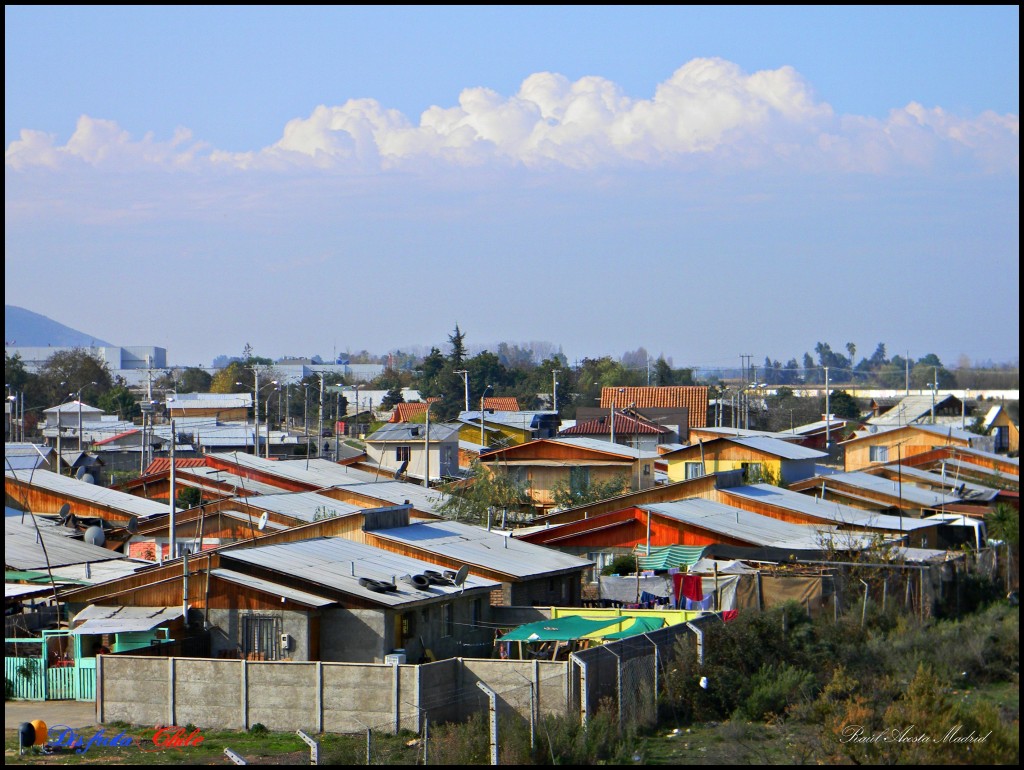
248,722,268,735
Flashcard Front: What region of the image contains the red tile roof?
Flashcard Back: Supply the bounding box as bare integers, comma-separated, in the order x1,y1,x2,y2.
599,387,708,427
482,396,520,411
560,412,668,436
389,402,429,423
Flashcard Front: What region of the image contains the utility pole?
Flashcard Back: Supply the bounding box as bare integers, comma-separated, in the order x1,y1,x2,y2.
318,373,325,458
454,370,469,413
552,369,561,413
169,418,176,560
931,367,938,424
825,367,831,450
252,366,261,456
424,401,432,488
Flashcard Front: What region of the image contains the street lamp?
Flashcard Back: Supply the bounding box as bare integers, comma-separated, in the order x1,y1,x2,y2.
479,385,494,448
265,384,280,459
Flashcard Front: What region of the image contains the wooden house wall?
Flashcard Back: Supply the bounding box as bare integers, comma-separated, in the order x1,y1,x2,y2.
5,479,135,523
843,428,971,472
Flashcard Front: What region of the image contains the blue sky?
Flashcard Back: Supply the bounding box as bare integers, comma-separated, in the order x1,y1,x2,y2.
5,6,1019,370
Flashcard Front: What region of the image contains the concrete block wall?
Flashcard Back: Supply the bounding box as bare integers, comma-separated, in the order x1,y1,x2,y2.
98,654,581,734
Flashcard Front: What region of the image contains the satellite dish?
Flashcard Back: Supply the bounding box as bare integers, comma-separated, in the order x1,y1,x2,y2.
126,518,139,535
257,512,269,531
76,466,87,480
81,474,95,485
453,565,470,587
58,504,71,523
84,525,105,547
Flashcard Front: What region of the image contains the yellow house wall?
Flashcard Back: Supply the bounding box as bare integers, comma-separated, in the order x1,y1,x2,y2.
666,458,782,483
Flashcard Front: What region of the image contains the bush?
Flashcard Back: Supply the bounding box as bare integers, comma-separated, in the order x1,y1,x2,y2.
739,663,816,721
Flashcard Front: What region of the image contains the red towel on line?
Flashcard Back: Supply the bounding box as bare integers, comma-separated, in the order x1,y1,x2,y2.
673,573,704,603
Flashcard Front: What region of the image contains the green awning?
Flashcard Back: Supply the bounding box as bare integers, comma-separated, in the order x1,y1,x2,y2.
599,616,666,639
634,545,706,570
499,615,630,642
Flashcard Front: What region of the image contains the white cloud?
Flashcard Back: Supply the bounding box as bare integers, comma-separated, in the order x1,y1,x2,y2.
5,58,1018,174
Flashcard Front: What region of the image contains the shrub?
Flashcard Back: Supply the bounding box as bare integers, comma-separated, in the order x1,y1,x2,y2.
739,663,817,721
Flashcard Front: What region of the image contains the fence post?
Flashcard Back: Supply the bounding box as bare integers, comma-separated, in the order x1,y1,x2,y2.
95,652,104,723
240,659,249,730
168,657,176,726
685,623,704,666
392,661,401,734
476,681,499,765
316,662,323,733
423,709,429,765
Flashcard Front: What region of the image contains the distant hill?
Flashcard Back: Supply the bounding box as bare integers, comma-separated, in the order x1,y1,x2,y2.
4,306,113,348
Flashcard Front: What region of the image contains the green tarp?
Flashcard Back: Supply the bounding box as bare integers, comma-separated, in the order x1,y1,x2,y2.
499,615,629,642
600,616,666,639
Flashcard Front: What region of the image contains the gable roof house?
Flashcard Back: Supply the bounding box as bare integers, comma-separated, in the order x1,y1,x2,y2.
480,437,660,515
558,410,673,452
364,422,461,484
166,393,253,422
867,394,966,427
363,518,593,607
660,436,826,486
592,386,710,442
59,520,502,665
456,410,561,450
841,423,994,472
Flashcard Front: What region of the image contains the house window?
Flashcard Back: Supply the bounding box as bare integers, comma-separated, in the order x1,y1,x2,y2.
587,552,611,583
472,599,483,628
396,445,411,462
643,463,651,476
741,463,763,483
441,604,454,637
569,467,590,495
869,446,889,463
241,615,282,661
685,462,705,479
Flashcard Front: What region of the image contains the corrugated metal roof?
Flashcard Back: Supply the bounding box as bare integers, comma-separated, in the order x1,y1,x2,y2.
542,437,660,460
71,605,182,634
724,436,827,460
458,410,555,430
220,537,500,607
821,471,963,507
6,469,167,519
366,422,460,443
723,484,934,531
868,395,961,426
638,499,873,550
691,427,804,441
599,387,708,427
211,454,452,514
370,520,592,578
210,568,336,607
168,396,252,410
879,465,1000,502
937,458,1019,483
234,491,365,522
4,517,127,570
44,401,103,414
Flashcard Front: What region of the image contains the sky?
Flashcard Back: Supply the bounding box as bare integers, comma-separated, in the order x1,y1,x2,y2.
4,6,1019,372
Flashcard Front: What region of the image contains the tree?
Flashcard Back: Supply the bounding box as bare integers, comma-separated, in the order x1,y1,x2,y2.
381,385,405,410
448,324,467,367
36,349,114,406
210,362,249,394
825,390,862,420
436,460,532,524
97,385,141,421
550,473,629,510
179,367,213,393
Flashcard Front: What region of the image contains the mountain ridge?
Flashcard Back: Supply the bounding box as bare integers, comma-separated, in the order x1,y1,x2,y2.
4,305,113,348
